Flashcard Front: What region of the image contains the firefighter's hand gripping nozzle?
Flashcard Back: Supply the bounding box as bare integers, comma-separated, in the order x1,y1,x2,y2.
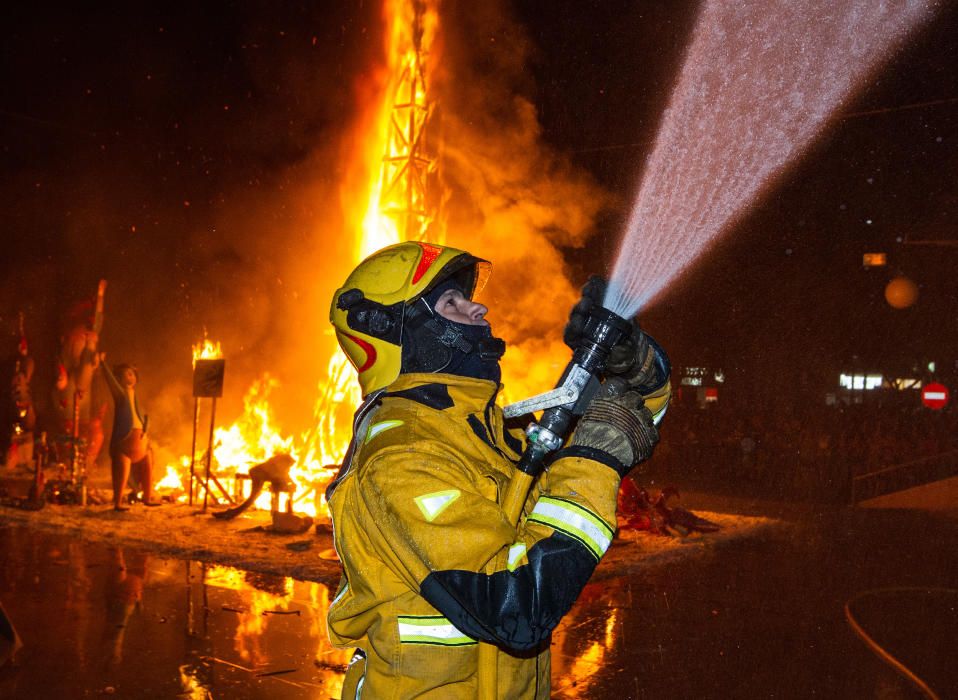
515,306,633,477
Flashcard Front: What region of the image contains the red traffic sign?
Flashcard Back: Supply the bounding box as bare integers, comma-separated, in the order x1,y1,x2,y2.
921,383,949,410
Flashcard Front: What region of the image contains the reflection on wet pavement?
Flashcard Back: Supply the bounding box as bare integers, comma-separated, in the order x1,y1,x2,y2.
551,506,958,699
2,505,958,699
0,526,350,698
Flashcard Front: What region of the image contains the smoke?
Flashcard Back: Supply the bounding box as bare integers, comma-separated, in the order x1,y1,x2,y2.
1,1,614,472
434,0,613,399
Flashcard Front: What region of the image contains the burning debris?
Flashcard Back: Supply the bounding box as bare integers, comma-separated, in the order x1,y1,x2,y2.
618,480,721,537
210,454,315,535
212,454,297,520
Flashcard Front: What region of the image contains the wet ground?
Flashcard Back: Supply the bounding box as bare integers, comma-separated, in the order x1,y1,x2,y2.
2,499,957,699
550,499,958,699
0,524,351,699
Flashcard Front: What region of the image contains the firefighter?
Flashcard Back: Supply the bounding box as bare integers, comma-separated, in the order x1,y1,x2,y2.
326,241,670,698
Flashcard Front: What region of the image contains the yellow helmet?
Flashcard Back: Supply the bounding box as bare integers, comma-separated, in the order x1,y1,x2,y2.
330,241,490,396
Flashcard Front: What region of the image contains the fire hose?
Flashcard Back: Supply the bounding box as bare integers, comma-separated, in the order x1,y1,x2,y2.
844,586,958,700
478,306,632,699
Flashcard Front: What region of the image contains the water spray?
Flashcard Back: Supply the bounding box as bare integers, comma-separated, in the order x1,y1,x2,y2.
604,0,935,320
486,1,937,692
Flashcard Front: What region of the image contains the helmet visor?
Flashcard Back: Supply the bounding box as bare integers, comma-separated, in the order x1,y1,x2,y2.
414,253,490,303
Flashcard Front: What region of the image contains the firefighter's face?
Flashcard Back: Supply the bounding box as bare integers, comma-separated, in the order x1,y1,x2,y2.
434,289,489,326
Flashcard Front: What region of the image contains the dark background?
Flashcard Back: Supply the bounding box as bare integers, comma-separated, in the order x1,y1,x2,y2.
2,1,956,450
516,0,958,392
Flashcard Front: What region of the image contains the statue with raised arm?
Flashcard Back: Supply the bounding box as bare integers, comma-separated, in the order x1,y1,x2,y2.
100,355,157,511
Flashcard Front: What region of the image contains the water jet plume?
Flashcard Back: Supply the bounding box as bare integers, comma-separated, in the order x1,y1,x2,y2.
605,0,936,319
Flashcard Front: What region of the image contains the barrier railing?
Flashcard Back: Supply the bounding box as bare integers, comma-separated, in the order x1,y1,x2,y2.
851,450,958,504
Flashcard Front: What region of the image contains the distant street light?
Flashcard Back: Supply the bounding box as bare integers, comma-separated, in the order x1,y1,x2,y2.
885,276,919,309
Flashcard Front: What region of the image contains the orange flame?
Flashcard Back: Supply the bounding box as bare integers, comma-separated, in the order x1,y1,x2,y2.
202,566,352,689
155,458,189,492
160,0,440,518
192,335,223,367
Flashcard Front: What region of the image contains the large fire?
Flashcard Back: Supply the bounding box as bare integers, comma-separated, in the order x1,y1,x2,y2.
153,0,595,518
157,0,442,518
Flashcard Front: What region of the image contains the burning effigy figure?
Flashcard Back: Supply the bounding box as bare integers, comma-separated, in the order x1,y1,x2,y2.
2,314,36,470
213,454,296,520
212,453,313,533
52,280,108,471
325,242,670,698
100,357,157,510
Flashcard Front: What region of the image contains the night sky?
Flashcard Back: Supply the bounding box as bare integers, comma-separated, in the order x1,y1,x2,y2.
2,1,957,444
518,0,958,389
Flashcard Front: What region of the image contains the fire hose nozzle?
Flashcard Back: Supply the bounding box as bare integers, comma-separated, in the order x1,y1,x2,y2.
503,307,632,418
513,305,632,476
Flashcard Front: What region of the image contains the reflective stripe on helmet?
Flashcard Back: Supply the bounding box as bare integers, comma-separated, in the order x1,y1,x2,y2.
343,333,378,373
411,242,445,284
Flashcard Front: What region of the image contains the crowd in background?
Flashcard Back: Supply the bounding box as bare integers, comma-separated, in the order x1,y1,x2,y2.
647,395,958,504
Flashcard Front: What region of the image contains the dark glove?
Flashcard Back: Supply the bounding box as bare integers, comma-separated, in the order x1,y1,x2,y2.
564,276,666,392
569,389,659,477
605,323,665,392
563,275,607,350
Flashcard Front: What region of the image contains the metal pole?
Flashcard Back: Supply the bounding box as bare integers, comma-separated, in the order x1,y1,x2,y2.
188,398,199,506
70,389,81,483
202,397,217,512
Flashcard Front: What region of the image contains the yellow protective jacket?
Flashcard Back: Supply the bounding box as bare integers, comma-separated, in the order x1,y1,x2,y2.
327,371,670,699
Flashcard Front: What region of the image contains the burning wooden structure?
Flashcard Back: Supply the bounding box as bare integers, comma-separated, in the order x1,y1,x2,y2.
154,0,443,520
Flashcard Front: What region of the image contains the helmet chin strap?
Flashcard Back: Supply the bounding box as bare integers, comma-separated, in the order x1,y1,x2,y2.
401,298,505,378
419,298,475,355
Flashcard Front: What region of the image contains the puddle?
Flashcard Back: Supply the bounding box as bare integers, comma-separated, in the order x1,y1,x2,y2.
0,525,349,698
